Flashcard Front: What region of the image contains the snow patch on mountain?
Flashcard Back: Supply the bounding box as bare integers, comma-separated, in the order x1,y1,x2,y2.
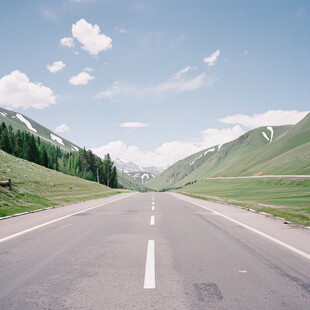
141,173,150,180
262,131,270,141
262,126,274,143
204,148,215,155
190,147,216,167
267,126,274,142
16,114,37,133
218,144,223,151
0,112,7,117
50,134,64,145
71,145,79,151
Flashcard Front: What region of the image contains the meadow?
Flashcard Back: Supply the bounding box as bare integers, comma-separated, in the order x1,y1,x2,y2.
177,177,310,226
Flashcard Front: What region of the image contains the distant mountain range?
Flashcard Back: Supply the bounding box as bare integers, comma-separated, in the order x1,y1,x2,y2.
147,113,310,190
114,158,165,175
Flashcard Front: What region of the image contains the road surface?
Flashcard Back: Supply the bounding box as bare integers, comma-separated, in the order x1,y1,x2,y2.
0,192,309,309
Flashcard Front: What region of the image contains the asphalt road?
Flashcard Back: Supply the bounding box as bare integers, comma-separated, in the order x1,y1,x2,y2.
0,192,309,309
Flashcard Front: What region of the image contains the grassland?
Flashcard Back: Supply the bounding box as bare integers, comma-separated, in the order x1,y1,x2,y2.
176,177,310,226
0,150,126,217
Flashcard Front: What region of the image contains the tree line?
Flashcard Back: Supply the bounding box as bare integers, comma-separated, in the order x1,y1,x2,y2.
0,122,118,188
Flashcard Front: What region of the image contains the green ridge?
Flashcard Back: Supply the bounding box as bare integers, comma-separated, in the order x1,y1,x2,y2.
148,113,310,191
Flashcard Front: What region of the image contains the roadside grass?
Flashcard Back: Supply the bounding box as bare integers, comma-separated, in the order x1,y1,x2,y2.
0,150,128,217
176,177,310,226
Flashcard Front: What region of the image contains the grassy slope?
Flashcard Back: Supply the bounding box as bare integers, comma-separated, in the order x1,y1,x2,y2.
176,177,310,226
0,106,79,152
0,150,125,216
117,169,150,192
147,124,291,190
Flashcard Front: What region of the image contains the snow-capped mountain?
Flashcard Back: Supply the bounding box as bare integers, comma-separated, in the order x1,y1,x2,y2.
126,171,156,184
114,158,165,175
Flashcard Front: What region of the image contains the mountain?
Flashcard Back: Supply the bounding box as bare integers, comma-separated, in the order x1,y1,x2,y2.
116,169,150,192
126,171,156,184
0,106,145,191
0,107,80,153
114,158,165,175
147,113,310,190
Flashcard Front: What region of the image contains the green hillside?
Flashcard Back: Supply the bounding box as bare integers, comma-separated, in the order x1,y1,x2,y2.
148,113,310,191
117,169,150,192
0,106,79,153
0,150,123,217
0,106,144,191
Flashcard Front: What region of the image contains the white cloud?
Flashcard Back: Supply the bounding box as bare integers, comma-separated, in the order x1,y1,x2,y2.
0,70,57,110
83,66,94,72
243,50,248,56
92,125,244,168
203,49,220,67
219,110,309,129
72,18,112,57
172,66,191,80
55,123,69,133
114,27,129,33
60,37,75,48
69,72,94,86
120,122,149,128
95,73,216,101
47,61,66,73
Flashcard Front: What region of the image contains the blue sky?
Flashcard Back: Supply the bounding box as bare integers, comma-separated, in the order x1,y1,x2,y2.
0,0,309,167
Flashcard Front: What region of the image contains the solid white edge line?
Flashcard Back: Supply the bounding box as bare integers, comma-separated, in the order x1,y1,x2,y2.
144,240,155,289
150,215,155,225
171,193,310,261
0,193,137,244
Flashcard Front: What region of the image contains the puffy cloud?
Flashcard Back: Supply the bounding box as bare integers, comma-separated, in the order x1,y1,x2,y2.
219,110,309,128
0,70,57,110
47,60,66,73
55,123,69,133
201,125,245,147
69,72,94,86
95,73,216,101
120,122,149,128
60,37,75,48
203,49,220,67
243,50,248,56
72,18,112,57
92,125,244,168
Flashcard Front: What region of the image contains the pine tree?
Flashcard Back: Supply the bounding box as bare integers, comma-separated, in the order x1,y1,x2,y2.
0,125,12,154
42,147,49,167
111,166,118,188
